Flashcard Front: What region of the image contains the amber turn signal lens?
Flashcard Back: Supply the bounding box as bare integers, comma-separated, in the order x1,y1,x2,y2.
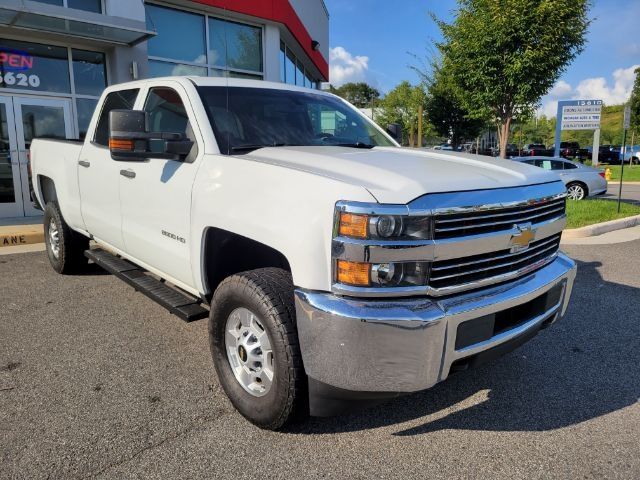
109,138,134,150
336,260,370,286
339,212,369,238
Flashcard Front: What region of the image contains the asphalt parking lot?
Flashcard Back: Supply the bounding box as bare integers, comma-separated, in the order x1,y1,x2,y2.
1,241,639,479
604,182,640,203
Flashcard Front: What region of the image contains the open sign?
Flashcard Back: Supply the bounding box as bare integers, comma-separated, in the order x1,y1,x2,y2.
0,48,34,72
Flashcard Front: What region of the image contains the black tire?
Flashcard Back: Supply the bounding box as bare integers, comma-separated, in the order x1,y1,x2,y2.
43,201,89,274
209,268,307,430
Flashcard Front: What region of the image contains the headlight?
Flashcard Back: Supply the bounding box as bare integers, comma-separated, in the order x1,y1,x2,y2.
337,212,432,240
334,201,433,290
337,260,430,288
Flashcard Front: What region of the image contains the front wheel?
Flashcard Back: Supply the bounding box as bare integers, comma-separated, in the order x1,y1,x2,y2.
209,268,307,430
566,182,586,201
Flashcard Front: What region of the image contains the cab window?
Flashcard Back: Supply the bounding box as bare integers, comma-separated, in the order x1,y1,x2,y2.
144,87,190,136
94,89,139,146
144,87,193,154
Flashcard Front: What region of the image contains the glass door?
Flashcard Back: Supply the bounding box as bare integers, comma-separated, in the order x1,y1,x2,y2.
12,96,73,217
0,96,22,218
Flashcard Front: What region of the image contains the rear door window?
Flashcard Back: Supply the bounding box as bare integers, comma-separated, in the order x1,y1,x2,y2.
550,160,565,170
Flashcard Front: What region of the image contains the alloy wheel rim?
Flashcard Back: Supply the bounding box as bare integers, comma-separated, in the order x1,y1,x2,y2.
225,307,274,397
48,218,60,259
567,185,584,200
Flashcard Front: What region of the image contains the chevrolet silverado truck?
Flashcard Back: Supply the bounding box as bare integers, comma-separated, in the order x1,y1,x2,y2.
30,77,576,430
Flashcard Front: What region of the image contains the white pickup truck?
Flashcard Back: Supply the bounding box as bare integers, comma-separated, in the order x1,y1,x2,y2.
31,77,576,430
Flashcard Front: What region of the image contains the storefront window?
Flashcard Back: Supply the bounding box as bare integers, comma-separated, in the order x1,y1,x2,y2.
208,18,262,72
146,4,206,64
146,3,263,80
0,39,70,93
72,49,106,96
285,50,296,85
31,0,63,6
279,42,319,88
279,42,286,82
296,60,304,87
149,60,207,78
32,0,103,13
76,98,98,140
67,0,102,13
228,71,262,80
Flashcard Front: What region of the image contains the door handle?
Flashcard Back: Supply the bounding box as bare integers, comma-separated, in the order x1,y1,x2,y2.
120,169,136,179
78,160,90,168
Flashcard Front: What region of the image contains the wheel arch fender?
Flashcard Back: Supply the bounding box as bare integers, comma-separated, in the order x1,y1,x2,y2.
37,175,58,206
200,227,292,301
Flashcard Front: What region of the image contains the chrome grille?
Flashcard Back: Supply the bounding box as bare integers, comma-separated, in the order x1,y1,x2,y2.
429,233,562,292
434,197,566,239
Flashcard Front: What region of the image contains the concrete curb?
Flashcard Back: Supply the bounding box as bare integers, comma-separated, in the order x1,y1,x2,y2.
607,181,640,185
0,224,44,248
563,214,640,239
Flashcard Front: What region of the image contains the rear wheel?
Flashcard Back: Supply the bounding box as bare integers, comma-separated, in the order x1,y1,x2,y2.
209,268,307,430
43,201,89,274
566,182,586,201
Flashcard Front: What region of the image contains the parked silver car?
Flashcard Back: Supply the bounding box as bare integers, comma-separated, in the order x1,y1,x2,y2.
512,156,607,200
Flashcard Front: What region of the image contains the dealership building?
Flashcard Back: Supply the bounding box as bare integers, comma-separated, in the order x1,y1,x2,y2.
0,0,329,218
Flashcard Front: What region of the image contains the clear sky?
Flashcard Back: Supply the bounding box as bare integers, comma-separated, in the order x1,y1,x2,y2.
324,0,640,117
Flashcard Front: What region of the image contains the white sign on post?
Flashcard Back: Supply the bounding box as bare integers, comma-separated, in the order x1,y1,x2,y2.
623,105,631,130
560,104,602,130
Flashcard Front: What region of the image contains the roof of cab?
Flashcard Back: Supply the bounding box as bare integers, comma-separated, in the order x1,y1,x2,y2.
103,76,334,98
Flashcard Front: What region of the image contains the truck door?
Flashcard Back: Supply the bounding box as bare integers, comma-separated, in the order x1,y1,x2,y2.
78,88,139,251
118,84,201,290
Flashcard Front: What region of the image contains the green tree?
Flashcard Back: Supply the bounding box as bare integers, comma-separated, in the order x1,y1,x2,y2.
519,115,556,145
378,81,427,146
424,67,485,150
434,0,590,158
629,67,640,142
329,82,380,108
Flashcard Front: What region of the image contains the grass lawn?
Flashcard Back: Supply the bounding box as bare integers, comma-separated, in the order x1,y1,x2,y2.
600,165,640,182
566,199,640,229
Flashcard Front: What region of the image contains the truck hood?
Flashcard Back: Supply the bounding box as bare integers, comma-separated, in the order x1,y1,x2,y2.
240,146,560,204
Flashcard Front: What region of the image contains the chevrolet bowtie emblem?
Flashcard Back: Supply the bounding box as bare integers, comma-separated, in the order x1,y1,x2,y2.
510,223,535,253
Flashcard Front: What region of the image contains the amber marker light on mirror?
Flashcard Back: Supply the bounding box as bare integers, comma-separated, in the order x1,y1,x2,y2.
338,212,369,238
109,138,134,150
336,260,370,286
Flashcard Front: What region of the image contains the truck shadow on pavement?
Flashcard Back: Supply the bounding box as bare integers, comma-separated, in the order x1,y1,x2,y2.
76,262,111,276
288,259,640,435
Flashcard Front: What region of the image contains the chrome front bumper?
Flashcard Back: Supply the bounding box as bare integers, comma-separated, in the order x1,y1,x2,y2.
295,252,576,393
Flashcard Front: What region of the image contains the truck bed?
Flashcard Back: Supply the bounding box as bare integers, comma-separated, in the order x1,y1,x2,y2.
30,138,85,230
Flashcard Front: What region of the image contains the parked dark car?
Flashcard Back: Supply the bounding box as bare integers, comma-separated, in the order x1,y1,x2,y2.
491,143,520,157
597,145,621,164
522,143,554,156
559,141,589,161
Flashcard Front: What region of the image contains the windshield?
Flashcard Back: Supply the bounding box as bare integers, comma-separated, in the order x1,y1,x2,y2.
197,86,395,154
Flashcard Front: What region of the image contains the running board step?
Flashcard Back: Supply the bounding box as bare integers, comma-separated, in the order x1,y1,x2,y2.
85,248,208,322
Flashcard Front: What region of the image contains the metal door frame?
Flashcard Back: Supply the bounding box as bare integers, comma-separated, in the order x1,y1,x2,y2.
0,95,22,218
9,95,73,217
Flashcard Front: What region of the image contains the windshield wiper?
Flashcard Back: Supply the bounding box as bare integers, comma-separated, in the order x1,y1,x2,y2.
231,142,295,152
335,142,375,149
